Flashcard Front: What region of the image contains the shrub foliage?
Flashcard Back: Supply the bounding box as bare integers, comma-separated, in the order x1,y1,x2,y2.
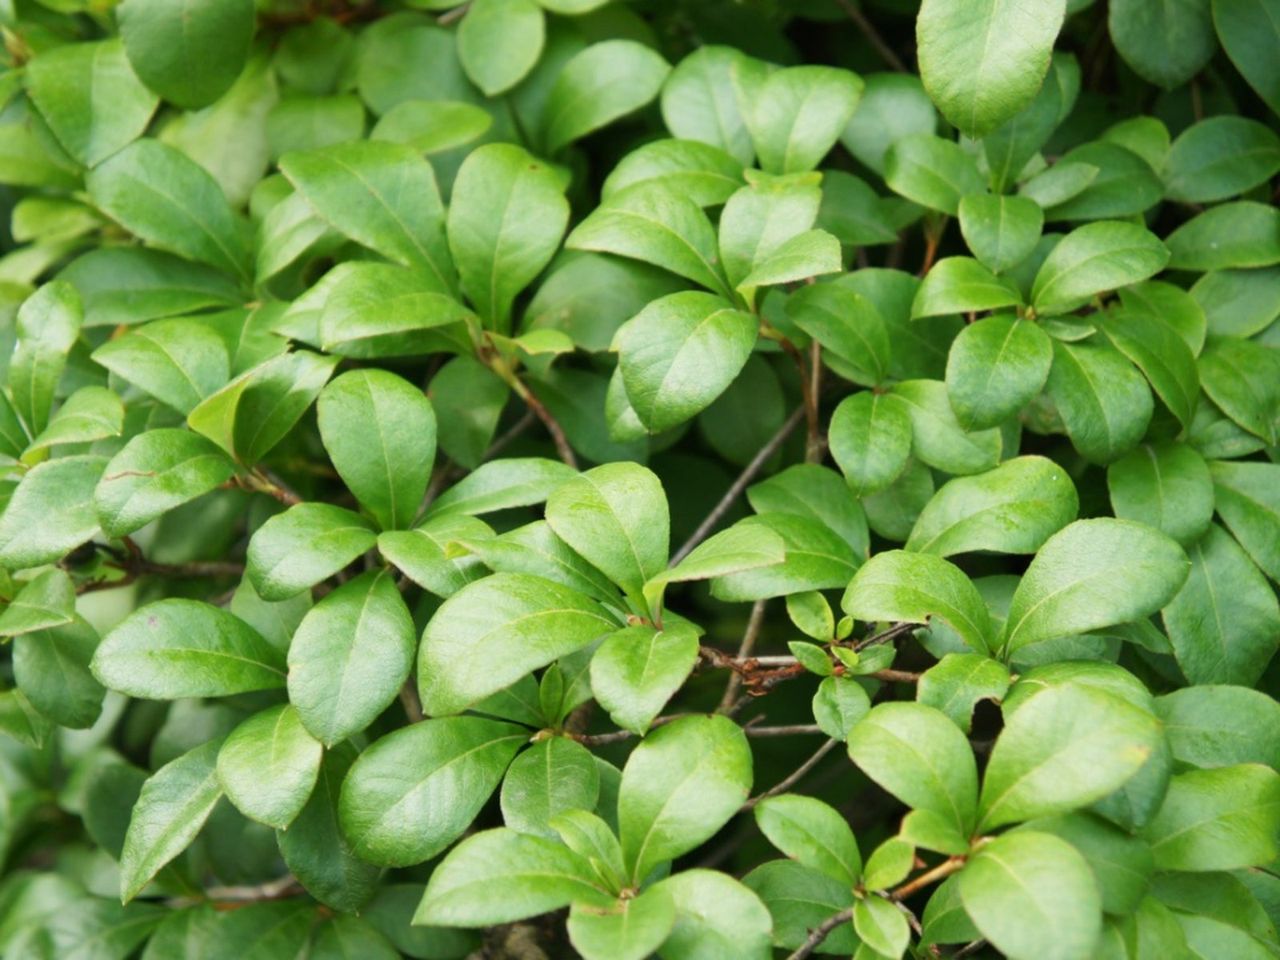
1,0,1279,957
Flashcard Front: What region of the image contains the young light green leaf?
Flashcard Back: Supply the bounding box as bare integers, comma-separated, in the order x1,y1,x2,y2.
747,66,864,175
1045,341,1153,465
118,0,254,108
884,134,985,214
546,462,669,598
216,704,322,830
917,652,1012,733
287,570,415,746
119,739,225,903
958,831,1102,960
1031,221,1169,316
708,513,860,602
813,676,872,742
317,369,435,531
907,456,1078,557
618,715,752,884
10,280,82,436
754,794,861,886
613,291,757,433
654,522,787,590
1145,764,1280,871
659,45,763,166
544,41,671,154
1001,518,1189,655
91,317,230,415
316,262,472,358
500,736,601,839
891,379,1003,476
828,391,913,496
448,143,569,331
1163,524,1279,687
601,138,745,208
840,72,937,176
0,568,75,638
651,869,773,960
945,315,1053,431
92,598,285,698
27,386,123,453
245,503,377,601
339,717,527,867
0,455,106,570
1100,307,1200,429
854,895,910,959
912,257,1022,318
457,0,544,96
415,828,614,927
1106,443,1213,546
590,623,700,736
567,885,676,960
370,99,493,155
978,683,1162,830
426,457,577,518
843,549,993,653
847,702,979,843
418,573,615,716
917,0,1068,137
1157,685,1280,770
13,616,104,729
94,429,236,539
736,229,842,298
958,194,1044,274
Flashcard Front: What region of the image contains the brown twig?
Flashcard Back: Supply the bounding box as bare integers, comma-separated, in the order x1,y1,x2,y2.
669,406,805,566
806,338,826,463
833,0,908,72
889,856,966,901
718,599,768,713
786,906,855,960
399,681,424,724
574,718,823,747
918,216,948,276
509,376,578,469
238,468,302,507
743,738,840,809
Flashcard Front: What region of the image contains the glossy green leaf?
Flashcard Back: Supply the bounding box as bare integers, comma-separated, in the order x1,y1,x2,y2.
1157,684,1280,770
0,568,75,638
216,704,322,830
245,503,377,601
27,385,123,453
828,391,913,496
1106,443,1213,546
788,284,891,387
754,794,860,886
1198,337,1280,445
1145,764,1280,871
917,652,1012,733
746,66,864,175
568,886,676,960
659,45,762,166
884,134,985,214
945,315,1053,431
427,457,577,518
652,869,773,960
457,0,544,96
1213,0,1280,113
1210,460,1280,581
590,622,699,735
958,194,1044,274
1165,202,1280,271
0,455,106,570
1045,341,1154,465
13,616,104,729
1031,221,1169,316
602,139,745,208
91,317,230,416
1164,116,1280,202
10,280,82,436
1109,0,1216,89
1101,307,1200,429
891,379,1003,476
500,736,600,839
118,0,254,108
912,257,1022,318
544,41,671,154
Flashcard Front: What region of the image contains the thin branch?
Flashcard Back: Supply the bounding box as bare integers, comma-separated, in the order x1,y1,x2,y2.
889,856,966,901
670,406,805,565
399,680,424,724
786,906,855,960
806,338,825,463
574,718,823,746
743,738,839,809
238,468,302,506
833,0,908,72
745,723,825,737
718,599,767,713
437,1,469,25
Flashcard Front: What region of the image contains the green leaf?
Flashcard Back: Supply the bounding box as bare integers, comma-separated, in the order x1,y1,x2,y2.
1023,812,1154,916
891,379,1003,476
945,315,1053,431
978,683,1162,830
309,915,401,960
754,794,861,886
813,676,872,742
317,369,435,531
736,229,842,298
618,715,752,884
13,616,104,729
448,143,569,331
958,194,1044,274
91,317,230,416
87,139,251,284
10,281,82,436
829,391,913,496
94,429,236,539
1157,685,1280,770
1019,161,1100,208
567,184,731,297
1109,0,1216,89
590,622,700,735
27,385,123,453
917,652,1012,733
418,573,615,715
912,257,1023,318
314,264,471,358
1044,142,1164,221
843,549,993,653
339,717,526,867
118,0,253,108
1163,524,1280,687
651,869,773,960
415,828,614,926
1212,0,1280,113
613,291,757,433
659,45,763,166
287,570,415,747
279,141,454,290
370,99,493,155
25,39,158,169
1210,460,1280,581
428,355,510,468
1191,266,1280,339
743,860,857,953
457,0,544,96
0,568,74,638
568,886,676,960
544,41,671,154
654,522,787,593
92,598,286,698
958,831,1102,960
1100,306,1200,429
1001,518,1189,655
1045,341,1154,465
1031,221,1169,316
840,72,938,177
709,513,860,601
848,702,979,843
427,457,577,518
546,462,669,598
0,455,106,570
1106,442,1213,546
884,134,985,214
917,0,1068,137
746,66,864,175
907,456,1078,557
862,837,916,890
245,503,377,601
1145,764,1280,871
500,736,600,839
602,139,746,208
1166,201,1280,271
1198,337,1280,445
787,284,891,387
216,704,321,830
1164,117,1280,203
119,739,224,902
854,895,909,959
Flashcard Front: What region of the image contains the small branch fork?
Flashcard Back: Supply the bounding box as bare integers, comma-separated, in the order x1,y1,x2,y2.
74,539,244,595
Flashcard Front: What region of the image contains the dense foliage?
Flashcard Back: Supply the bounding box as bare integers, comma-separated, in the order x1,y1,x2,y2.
1,0,1279,957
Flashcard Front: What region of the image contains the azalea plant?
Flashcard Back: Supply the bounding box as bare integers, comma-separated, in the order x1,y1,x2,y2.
1,0,1278,957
